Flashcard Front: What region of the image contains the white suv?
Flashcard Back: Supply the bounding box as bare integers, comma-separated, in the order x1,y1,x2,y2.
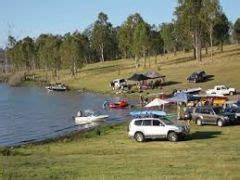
128,118,189,142
111,79,127,90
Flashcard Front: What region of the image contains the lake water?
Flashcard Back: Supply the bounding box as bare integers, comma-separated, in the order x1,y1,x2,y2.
0,84,137,147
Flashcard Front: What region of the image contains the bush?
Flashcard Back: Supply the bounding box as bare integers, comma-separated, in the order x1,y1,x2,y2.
8,71,26,86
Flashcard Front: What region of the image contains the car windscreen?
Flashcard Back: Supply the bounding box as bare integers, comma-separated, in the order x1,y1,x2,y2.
119,79,126,83
191,73,198,77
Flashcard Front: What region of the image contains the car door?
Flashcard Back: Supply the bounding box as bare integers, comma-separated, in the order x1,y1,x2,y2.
201,107,213,124
151,120,166,138
142,120,152,138
208,108,218,124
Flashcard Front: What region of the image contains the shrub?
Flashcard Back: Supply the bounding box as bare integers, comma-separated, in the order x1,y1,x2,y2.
8,71,26,86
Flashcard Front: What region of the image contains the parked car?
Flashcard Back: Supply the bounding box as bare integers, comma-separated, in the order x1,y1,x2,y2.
187,71,207,83
192,106,234,126
206,85,236,96
224,106,240,122
110,79,127,90
223,100,240,109
128,118,190,142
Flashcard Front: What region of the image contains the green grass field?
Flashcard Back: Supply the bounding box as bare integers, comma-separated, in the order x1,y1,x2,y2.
1,123,240,179
1,44,240,179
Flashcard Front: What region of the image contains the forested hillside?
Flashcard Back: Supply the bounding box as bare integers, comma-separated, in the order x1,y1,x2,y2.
4,0,240,78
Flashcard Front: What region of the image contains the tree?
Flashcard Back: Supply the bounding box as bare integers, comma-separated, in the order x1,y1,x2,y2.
91,12,112,62
35,34,51,71
117,24,132,59
213,13,230,52
22,36,35,70
60,32,87,76
174,13,193,53
160,23,176,55
35,34,62,77
133,22,151,68
7,35,16,48
175,0,204,62
117,13,144,59
233,18,240,44
201,0,221,61
150,25,164,65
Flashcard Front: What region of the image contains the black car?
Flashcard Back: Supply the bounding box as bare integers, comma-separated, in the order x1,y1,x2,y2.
187,71,207,83
224,106,240,123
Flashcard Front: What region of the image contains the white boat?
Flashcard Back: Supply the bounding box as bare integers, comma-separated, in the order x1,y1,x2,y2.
74,110,109,125
45,83,68,91
177,87,202,94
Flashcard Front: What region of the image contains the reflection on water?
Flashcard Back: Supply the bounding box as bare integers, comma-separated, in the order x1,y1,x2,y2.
0,84,137,147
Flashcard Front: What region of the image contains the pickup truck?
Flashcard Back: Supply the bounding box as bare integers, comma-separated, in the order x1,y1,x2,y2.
206,85,236,96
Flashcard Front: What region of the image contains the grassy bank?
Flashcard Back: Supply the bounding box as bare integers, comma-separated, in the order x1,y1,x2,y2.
0,73,11,83
34,44,240,96
1,123,240,179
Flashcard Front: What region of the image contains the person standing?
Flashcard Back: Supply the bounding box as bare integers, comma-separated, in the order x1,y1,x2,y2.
139,95,144,107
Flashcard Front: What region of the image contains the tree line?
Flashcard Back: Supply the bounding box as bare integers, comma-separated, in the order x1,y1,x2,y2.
6,0,240,77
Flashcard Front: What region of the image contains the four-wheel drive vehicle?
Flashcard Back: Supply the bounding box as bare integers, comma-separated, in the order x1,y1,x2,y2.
224,107,240,122
110,79,127,90
223,101,240,109
192,106,233,126
187,71,207,83
128,118,190,142
206,85,236,96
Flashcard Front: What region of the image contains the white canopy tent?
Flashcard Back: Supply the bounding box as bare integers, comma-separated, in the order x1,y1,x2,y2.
145,98,169,110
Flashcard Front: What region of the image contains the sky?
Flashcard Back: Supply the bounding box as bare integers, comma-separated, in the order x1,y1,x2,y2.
0,0,239,48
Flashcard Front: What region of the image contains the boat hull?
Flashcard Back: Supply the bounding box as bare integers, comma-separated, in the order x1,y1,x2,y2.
74,115,109,124
46,86,67,91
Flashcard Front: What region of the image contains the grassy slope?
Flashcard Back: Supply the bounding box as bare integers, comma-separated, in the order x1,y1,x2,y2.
1,124,240,179
1,45,240,179
41,44,240,95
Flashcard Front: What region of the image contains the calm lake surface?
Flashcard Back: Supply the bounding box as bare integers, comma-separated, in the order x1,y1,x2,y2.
0,84,137,147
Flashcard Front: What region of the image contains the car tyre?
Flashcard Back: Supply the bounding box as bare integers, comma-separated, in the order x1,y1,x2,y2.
168,132,178,142
134,132,145,142
196,118,202,126
217,119,223,127
229,91,234,96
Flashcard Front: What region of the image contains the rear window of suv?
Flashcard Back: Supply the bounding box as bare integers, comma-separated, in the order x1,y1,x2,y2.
134,120,143,126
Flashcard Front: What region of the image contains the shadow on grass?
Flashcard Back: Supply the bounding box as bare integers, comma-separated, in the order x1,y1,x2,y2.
160,56,194,66
186,131,222,141
199,75,215,83
81,65,118,74
163,81,181,86
213,47,240,57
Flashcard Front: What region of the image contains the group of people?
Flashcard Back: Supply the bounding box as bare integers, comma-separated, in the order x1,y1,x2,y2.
137,79,163,91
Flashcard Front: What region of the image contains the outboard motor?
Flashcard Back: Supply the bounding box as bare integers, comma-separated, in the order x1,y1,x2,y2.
102,100,109,109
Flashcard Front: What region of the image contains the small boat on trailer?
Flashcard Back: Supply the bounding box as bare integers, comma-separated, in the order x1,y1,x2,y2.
46,83,68,91
74,110,109,125
177,87,202,94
